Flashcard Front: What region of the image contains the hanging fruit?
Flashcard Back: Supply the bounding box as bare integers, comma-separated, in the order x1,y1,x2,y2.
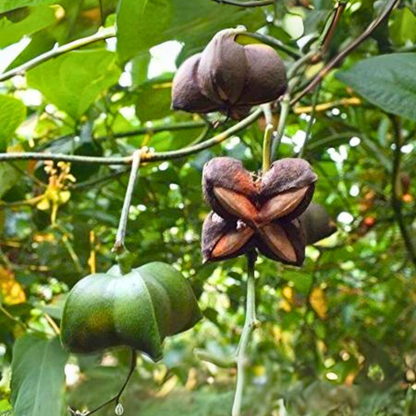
61,262,202,361
201,157,318,265
172,28,287,120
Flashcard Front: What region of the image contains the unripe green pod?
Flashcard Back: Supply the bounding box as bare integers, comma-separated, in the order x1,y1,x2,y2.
61,262,202,361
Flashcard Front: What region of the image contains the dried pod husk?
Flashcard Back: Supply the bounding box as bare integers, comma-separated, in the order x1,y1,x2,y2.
202,212,254,262
256,219,305,266
237,44,287,106
171,54,219,113
202,157,258,225
299,203,337,245
258,158,317,223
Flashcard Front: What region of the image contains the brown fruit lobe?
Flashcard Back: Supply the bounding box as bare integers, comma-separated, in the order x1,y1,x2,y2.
257,186,310,225
198,29,247,105
211,224,254,259
171,54,218,113
257,224,297,263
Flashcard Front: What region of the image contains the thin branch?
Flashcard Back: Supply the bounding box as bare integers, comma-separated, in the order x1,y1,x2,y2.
297,82,321,158
271,94,290,159
320,1,347,54
69,349,137,416
391,117,416,270
291,0,399,105
0,27,116,83
0,108,263,166
244,32,301,59
210,0,274,7
113,149,142,256
232,251,258,416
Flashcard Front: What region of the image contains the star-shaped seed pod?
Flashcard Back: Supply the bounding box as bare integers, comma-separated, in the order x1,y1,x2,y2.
201,157,318,266
172,28,287,120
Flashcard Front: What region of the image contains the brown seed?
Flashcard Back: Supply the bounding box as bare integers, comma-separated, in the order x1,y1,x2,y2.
257,223,297,263
211,224,254,260
257,186,310,225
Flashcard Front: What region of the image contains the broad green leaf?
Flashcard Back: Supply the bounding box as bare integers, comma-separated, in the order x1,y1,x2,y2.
0,0,54,14
336,53,416,122
27,50,121,120
0,96,26,151
0,6,57,49
136,76,173,122
0,159,24,199
117,0,264,64
11,335,69,416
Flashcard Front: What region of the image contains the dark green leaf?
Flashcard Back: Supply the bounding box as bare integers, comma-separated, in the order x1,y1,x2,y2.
337,53,416,121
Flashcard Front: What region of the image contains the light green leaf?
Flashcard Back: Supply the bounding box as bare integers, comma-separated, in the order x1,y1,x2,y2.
0,0,55,14
0,6,57,49
116,0,264,64
336,53,416,122
27,49,121,120
11,335,69,416
0,96,26,151
0,163,22,199
390,8,416,45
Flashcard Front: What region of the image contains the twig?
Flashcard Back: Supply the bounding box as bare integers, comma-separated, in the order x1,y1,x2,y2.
297,82,321,158
113,150,142,256
210,0,274,7
320,1,347,54
271,94,290,159
291,0,399,105
391,117,416,270
0,27,116,83
244,32,301,59
69,349,137,416
232,251,258,416
0,109,263,165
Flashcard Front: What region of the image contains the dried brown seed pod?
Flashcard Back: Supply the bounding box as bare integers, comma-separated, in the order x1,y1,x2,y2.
299,203,337,245
171,28,287,120
171,54,219,113
201,212,254,262
258,158,317,223
256,220,305,266
202,157,258,225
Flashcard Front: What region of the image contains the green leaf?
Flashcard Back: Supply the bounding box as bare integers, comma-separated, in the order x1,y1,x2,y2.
136,76,173,122
0,6,57,49
0,96,26,151
61,262,202,360
11,335,69,416
0,162,22,199
390,8,416,45
116,0,264,64
336,53,416,122
27,49,121,120
0,0,55,14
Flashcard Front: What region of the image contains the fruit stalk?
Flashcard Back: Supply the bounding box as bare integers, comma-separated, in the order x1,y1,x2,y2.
113,149,142,260
232,251,258,416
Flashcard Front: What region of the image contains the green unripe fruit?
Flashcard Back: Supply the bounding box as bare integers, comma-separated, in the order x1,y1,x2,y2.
61,262,202,361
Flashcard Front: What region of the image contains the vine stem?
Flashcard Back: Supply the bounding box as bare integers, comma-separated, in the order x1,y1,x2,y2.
232,251,257,416
113,149,142,257
0,27,116,83
391,117,416,270
69,349,137,416
210,0,274,7
0,109,262,165
271,94,290,160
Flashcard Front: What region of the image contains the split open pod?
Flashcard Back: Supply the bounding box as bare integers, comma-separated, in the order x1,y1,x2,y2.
201,157,319,266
